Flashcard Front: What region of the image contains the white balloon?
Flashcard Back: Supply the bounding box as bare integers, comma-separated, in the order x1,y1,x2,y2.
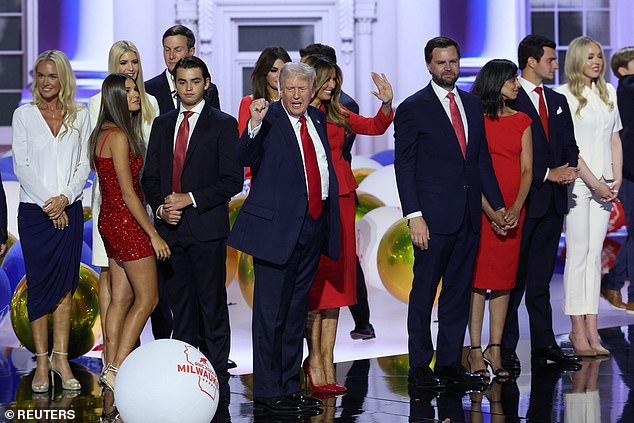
356,206,403,290
3,181,20,239
357,164,401,208
351,155,383,170
116,340,219,423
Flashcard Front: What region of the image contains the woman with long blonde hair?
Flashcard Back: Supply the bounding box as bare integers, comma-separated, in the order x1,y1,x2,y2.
557,36,623,357
87,41,159,371
12,50,91,393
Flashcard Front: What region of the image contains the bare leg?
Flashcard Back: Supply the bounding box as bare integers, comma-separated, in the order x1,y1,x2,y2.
305,309,327,386
104,259,133,365
468,288,487,373
320,307,339,385
486,290,510,373
50,291,77,382
97,267,111,364
30,315,50,388
570,314,592,351
107,256,158,387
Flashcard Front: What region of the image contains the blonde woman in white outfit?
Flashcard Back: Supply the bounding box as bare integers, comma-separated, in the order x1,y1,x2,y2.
87,40,158,366
557,36,622,358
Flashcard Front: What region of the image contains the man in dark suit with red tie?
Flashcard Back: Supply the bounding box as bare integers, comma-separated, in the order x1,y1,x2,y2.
145,25,221,115
501,35,581,373
228,62,340,415
142,56,243,405
394,37,505,389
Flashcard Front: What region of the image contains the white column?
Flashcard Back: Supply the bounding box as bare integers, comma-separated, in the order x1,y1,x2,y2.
70,1,114,71
354,0,377,156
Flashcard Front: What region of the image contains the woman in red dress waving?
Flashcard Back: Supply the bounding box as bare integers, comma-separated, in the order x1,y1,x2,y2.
302,54,393,393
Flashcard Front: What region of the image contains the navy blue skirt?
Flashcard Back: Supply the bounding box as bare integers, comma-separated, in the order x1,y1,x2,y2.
18,201,83,321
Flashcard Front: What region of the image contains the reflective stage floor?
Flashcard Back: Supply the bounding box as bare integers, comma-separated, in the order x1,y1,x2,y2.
1,325,634,422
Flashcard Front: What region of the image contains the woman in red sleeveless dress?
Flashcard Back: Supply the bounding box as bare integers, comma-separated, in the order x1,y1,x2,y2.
88,74,170,399
301,54,393,393
468,60,533,379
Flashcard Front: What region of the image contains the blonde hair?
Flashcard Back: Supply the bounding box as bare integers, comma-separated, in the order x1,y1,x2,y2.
564,36,613,116
107,40,155,126
30,50,81,138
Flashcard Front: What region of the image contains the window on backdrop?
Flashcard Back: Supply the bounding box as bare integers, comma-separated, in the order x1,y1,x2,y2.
0,0,24,125
529,0,612,86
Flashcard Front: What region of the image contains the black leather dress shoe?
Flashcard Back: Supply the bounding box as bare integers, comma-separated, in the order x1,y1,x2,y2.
350,324,376,340
253,396,303,414
501,348,521,370
408,365,445,389
531,345,582,367
435,363,488,386
287,392,323,409
227,359,237,369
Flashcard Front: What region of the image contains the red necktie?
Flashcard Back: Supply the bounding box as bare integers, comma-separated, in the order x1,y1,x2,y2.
534,86,549,140
172,110,193,193
299,115,322,219
446,92,467,158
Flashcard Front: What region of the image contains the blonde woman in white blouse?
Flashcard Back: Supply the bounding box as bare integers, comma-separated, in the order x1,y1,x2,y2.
557,36,623,357
12,50,90,393
87,41,159,367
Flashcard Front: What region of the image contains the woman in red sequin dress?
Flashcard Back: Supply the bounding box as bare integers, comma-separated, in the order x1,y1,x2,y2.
88,73,170,392
468,59,533,379
301,54,393,393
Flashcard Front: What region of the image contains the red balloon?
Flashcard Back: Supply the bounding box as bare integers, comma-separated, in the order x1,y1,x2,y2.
601,238,621,276
608,201,626,233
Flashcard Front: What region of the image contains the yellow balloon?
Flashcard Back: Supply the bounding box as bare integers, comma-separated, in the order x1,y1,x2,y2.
377,219,441,304
0,232,17,266
228,193,248,229
237,252,254,308
355,191,385,222
352,168,376,185
10,263,102,359
83,206,92,222
225,246,239,287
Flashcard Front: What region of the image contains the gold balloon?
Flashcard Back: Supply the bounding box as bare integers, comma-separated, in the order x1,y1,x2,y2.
355,191,385,222
225,246,239,287
377,352,437,397
377,219,441,304
352,168,376,185
228,193,248,229
237,252,254,308
10,264,102,359
0,232,17,266
83,207,92,222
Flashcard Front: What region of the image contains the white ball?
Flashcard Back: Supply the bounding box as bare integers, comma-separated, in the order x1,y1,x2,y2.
356,206,403,290
357,165,401,208
350,155,383,170
115,339,219,423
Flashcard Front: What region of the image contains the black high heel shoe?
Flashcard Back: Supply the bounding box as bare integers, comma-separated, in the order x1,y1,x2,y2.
483,344,510,379
467,346,490,379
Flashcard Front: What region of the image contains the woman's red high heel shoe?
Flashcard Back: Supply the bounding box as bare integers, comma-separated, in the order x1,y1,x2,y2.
303,360,338,394
328,383,347,393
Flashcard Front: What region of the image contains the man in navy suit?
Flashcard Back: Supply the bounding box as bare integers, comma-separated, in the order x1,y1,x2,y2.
142,56,243,405
228,62,340,415
602,47,634,312
501,35,581,373
394,36,505,389
145,25,220,115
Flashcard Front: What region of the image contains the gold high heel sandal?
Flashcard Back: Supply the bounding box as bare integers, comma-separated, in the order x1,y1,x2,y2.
50,351,81,391
31,351,50,393
99,363,119,392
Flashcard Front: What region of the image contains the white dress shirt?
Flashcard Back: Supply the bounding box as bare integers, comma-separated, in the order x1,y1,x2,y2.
556,82,622,180
518,76,551,182
249,105,330,199
12,104,91,207
166,68,178,109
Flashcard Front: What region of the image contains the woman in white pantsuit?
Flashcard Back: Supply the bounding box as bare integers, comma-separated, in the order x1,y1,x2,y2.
558,36,622,357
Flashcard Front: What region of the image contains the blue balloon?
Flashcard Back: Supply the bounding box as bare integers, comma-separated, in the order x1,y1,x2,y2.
84,219,93,250
2,240,25,291
0,267,11,327
370,149,395,166
84,171,95,189
81,241,99,273
0,157,17,182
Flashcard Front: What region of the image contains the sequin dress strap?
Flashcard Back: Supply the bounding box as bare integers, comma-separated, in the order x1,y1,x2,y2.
98,128,117,158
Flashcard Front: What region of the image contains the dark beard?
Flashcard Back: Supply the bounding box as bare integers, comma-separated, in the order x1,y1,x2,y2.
431,74,458,89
